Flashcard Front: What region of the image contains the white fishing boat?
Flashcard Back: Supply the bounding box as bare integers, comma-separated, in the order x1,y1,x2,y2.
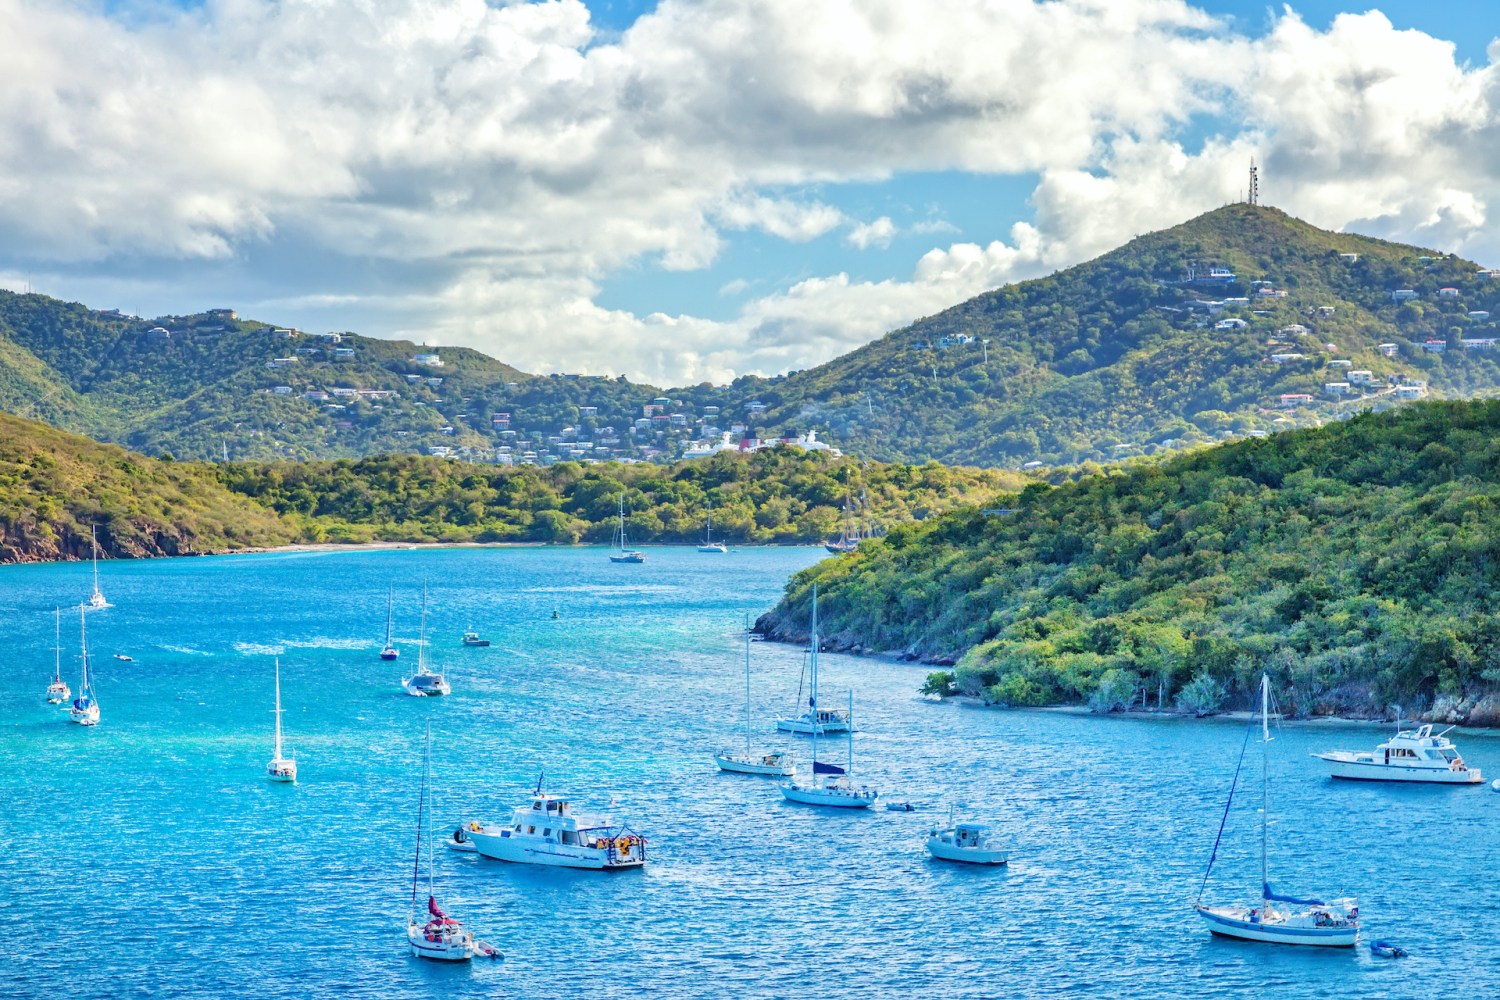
715,618,795,776
460,630,491,647
380,585,399,661
266,658,297,782
402,582,450,697
407,723,500,962
609,495,646,563
68,606,100,726
927,809,1009,865
697,507,727,553
45,606,70,704
1194,674,1359,947
780,588,878,809
463,780,648,870
1314,723,1483,784
85,526,111,610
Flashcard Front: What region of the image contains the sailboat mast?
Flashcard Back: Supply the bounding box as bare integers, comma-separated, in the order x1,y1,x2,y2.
424,722,435,899
273,658,284,759
92,526,100,594
53,606,61,681
810,585,819,770
385,585,394,646
744,615,752,756
847,690,854,776
411,725,426,920
1260,672,1270,895
418,580,429,672
78,604,89,694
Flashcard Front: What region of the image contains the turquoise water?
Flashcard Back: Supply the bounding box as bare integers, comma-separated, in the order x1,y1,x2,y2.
1,546,1497,999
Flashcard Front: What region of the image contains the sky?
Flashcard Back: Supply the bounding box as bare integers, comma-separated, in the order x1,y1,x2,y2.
2,1,1499,386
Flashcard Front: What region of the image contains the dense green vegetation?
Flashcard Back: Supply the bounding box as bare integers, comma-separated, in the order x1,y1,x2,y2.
7,205,1500,469
760,401,1500,723
0,409,1021,559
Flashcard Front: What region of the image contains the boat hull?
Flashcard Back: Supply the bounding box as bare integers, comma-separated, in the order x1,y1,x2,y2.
267,761,297,782
1196,907,1358,947
697,545,727,553
714,753,795,776
407,925,475,962
380,649,399,661
926,839,1008,865
1315,753,1482,783
775,718,850,735
780,784,877,808
468,832,645,870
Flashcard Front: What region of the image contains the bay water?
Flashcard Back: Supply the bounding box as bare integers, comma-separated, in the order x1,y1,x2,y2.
1,546,1495,998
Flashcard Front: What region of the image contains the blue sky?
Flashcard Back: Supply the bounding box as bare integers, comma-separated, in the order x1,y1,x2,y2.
3,1,1499,384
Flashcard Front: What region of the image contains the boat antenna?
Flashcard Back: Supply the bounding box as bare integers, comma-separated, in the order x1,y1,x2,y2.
535,771,544,796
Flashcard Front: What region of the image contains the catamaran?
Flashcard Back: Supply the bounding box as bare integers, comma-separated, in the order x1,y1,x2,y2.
402,582,451,696
380,585,399,661
461,778,649,870
69,605,99,726
85,526,110,610
609,495,646,563
407,723,499,962
1314,722,1483,784
267,658,297,782
779,587,878,808
715,618,795,776
45,606,70,704
1194,673,1359,946
697,507,727,553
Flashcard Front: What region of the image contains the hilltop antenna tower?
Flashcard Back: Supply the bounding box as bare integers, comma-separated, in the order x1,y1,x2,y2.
1247,160,1259,206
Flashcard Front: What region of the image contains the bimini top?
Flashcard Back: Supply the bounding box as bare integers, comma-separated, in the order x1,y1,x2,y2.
954,822,992,833
1381,724,1456,751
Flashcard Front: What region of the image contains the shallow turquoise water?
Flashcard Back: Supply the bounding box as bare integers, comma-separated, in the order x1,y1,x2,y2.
1,546,1496,999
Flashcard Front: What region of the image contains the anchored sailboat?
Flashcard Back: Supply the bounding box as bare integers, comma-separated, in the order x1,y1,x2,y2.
407,722,499,962
68,605,99,726
267,658,297,782
85,526,110,610
45,606,70,704
697,507,727,553
401,581,450,696
714,617,795,776
609,495,646,563
381,585,399,661
1194,673,1359,946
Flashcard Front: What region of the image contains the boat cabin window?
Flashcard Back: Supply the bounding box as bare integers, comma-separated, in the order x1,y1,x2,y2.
526,825,536,834
1439,749,1457,761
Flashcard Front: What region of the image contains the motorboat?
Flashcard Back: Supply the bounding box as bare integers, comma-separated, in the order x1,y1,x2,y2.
380,585,399,661
461,631,491,647
780,587,878,809
1315,723,1483,784
84,526,111,610
266,658,297,782
1370,940,1408,959
927,820,1009,865
45,606,70,704
464,783,648,870
69,605,100,726
445,825,480,853
402,582,451,697
407,723,500,962
697,507,727,553
113,654,132,662
609,494,646,563
715,617,796,776
1194,674,1359,946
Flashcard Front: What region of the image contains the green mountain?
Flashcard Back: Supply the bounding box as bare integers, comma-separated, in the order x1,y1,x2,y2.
733,204,1500,467
756,400,1500,724
5,205,1498,468
0,408,1021,561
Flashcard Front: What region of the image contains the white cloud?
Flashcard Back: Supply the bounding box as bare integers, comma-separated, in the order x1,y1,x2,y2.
0,2,1499,384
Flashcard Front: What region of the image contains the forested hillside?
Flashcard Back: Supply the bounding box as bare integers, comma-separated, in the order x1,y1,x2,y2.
758,401,1500,724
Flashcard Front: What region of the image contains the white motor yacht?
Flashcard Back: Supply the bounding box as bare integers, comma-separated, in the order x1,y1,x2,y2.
45,606,70,704
402,582,451,697
1195,674,1359,947
266,658,297,783
1315,723,1483,784
715,618,796,776
464,785,648,870
927,821,1009,865
780,588,878,809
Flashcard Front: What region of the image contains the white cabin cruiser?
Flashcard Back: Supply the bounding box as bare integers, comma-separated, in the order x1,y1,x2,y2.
1315,724,1482,784
715,618,796,776
464,787,648,870
927,822,1010,865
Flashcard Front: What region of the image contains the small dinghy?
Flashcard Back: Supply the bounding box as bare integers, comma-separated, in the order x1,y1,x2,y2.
113,654,132,662
885,802,920,812
446,824,479,853
1369,940,1407,959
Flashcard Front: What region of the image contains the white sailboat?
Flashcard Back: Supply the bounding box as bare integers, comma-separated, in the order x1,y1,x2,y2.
68,605,99,726
267,658,297,782
715,618,795,776
609,495,646,563
380,585,399,661
1194,673,1359,946
407,722,499,962
85,526,110,610
780,587,878,808
697,507,727,553
776,625,850,734
402,581,450,696
45,606,70,704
